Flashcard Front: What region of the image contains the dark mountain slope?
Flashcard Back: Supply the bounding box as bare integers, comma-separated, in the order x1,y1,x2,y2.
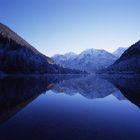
107,40,140,73
0,23,83,74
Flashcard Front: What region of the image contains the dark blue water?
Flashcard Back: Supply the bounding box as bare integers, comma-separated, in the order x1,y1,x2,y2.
0,75,140,140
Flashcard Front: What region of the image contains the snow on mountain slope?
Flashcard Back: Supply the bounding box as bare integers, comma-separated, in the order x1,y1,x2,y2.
52,52,77,61
52,49,117,73
74,49,117,72
64,52,77,60
113,47,127,57
52,52,77,68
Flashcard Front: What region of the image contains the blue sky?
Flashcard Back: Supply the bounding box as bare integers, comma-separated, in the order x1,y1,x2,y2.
0,0,140,56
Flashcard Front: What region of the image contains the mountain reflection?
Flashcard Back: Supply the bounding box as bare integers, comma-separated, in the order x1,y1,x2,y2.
52,75,140,107
52,75,119,99
0,75,81,123
0,74,140,124
106,76,140,108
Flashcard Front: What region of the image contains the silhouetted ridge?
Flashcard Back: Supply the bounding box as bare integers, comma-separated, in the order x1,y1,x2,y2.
106,40,140,73
0,23,84,74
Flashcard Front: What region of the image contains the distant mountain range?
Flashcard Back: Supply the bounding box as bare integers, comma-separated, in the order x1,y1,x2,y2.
107,40,140,73
52,48,126,73
0,23,85,74
0,22,139,74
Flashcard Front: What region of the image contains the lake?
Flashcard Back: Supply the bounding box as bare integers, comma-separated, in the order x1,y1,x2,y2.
0,74,140,140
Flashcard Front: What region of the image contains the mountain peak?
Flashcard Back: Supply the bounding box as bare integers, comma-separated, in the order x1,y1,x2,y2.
83,48,105,52
64,52,77,56
80,48,108,55
78,48,114,60
113,47,127,57
64,52,77,59
52,48,117,73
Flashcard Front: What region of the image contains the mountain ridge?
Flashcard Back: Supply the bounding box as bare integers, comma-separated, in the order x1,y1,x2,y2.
0,23,84,74
52,48,118,73
106,40,140,73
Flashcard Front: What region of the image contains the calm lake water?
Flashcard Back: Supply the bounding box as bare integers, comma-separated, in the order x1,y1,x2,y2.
0,74,140,140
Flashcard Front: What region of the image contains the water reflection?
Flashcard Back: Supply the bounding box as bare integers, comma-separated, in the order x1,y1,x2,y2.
0,75,83,123
0,74,139,124
52,75,140,107
105,76,140,108
52,75,123,99
0,74,140,140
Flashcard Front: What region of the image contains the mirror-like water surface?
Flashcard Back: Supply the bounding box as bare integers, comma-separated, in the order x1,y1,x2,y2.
0,75,140,140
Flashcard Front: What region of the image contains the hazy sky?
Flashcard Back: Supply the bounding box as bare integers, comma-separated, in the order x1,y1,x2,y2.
0,0,140,56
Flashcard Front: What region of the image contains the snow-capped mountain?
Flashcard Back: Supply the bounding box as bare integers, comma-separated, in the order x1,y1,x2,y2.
64,52,77,60
74,49,117,72
107,40,140,73
0,23,83,74
52,49,117,73
113,47,127,57
52,52,77,67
